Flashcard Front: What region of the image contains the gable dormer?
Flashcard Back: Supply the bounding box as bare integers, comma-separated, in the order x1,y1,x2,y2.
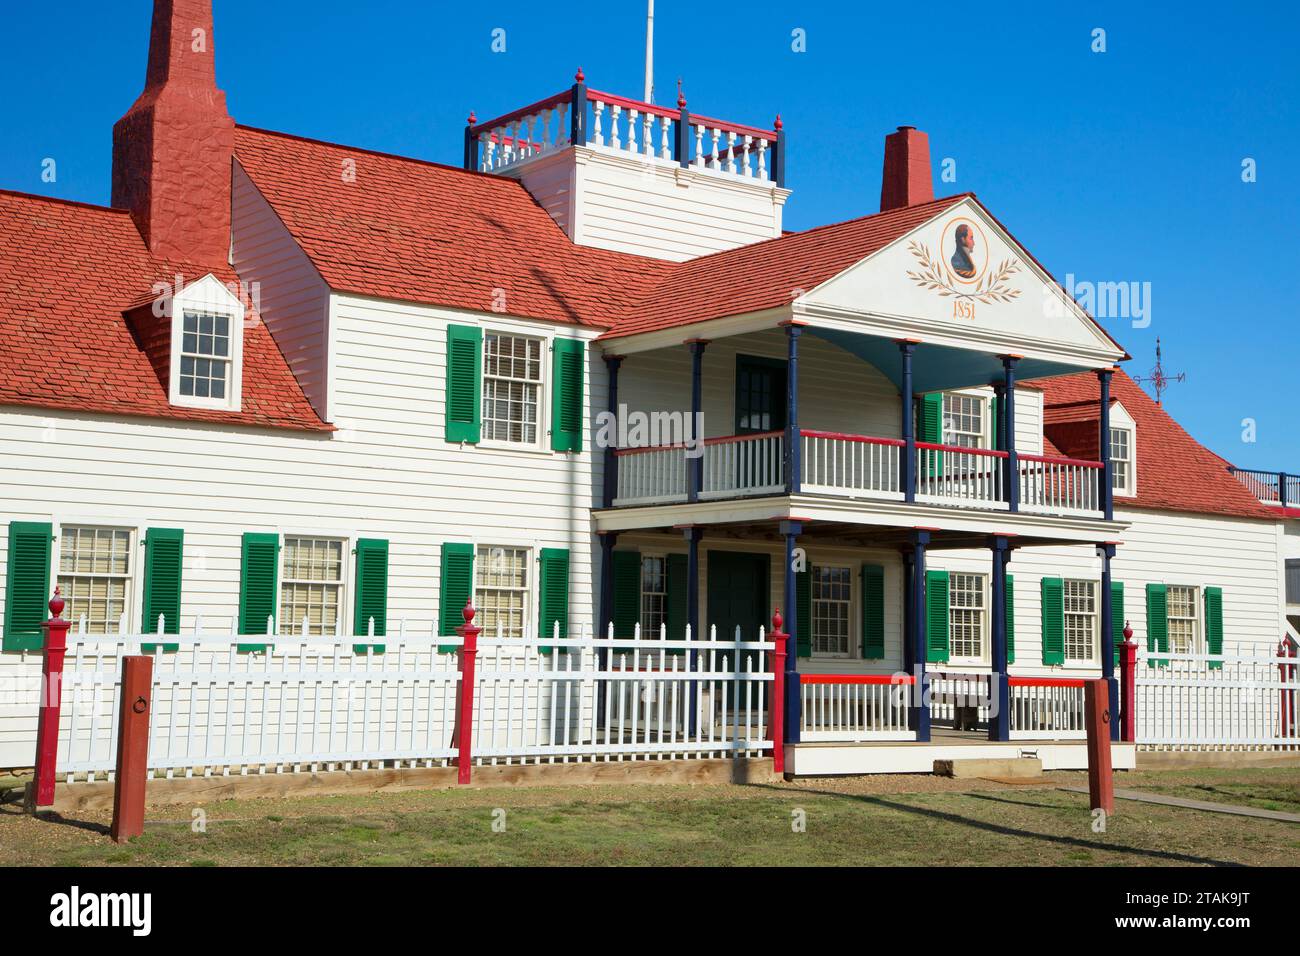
465,73,792,262
125,273,246,412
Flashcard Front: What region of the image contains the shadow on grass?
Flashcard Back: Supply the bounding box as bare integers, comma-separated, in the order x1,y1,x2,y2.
748,783,1243,866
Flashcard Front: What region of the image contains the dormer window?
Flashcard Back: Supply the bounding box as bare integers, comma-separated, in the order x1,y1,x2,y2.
179,310,232,401
1108,402,1136,497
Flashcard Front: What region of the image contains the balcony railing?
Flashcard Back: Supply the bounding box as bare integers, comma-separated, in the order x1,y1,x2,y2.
612,429,1105,518
1229,467,1300,508
465,83,785,187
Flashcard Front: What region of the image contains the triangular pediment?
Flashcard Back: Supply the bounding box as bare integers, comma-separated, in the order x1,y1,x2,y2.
797,197,1125,365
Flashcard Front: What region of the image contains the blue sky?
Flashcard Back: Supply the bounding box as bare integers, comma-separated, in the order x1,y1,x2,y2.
1,1,1296,469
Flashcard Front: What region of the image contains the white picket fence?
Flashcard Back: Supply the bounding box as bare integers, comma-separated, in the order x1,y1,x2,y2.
1134,647,1300,751
49,618,774,780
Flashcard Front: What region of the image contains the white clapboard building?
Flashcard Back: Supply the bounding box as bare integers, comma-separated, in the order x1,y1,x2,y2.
1,0,1295,777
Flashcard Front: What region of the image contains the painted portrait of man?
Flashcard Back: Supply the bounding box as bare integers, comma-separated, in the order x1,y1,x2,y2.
950,223,977,279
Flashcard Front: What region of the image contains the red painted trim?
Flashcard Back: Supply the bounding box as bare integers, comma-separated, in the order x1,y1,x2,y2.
1007,676,1088,688
1018,452,1104,469
916,441,1009,459
801,674,916,686
470,90,572,135
585,89,682,121
801,429,906,447
687,111,780,140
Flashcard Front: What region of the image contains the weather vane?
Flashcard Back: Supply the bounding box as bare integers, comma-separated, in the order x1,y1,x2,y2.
1133,337,1186,406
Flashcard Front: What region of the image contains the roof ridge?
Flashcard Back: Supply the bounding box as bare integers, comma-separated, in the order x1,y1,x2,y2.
235,124,514,186
0,188,133,216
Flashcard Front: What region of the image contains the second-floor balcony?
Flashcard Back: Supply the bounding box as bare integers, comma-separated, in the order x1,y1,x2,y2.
614,429,1104,517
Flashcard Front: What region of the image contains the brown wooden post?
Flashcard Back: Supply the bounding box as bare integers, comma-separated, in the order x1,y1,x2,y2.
1084,677,1114,815
31,588,70,810
769,609,787,775
455,600,481,785
110,655,153,843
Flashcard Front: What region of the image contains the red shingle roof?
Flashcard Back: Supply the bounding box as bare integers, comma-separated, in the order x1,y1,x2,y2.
1032,369,1274,521
0,189,326,431
233,126,674,327
601,194,970,339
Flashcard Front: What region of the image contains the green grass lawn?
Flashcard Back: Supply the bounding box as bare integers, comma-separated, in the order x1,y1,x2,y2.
2,768,1297,867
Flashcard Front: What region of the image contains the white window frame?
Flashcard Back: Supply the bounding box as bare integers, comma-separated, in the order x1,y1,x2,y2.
480,326,549,453
810,563,854,658
640,553,668,639
1062,578,1100,665
942,391,990,449
948,571,989,666
1109,403,1136,497
1166,583,1201,655
279,534,349,637
53,523,139,635
166,274,245,413
473,543,534,640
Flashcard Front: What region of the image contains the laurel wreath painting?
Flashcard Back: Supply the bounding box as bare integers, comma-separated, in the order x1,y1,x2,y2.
906,239,1023,304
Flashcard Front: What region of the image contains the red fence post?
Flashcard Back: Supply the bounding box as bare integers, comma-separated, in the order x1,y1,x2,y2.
1119,622,1137,743
31,588,70,810
1084,677,1114,814
455,600,481,785
110,655,153,843
769,609,787,776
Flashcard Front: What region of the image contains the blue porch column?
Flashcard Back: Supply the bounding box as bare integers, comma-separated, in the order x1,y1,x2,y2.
687,340,708,503
602,355,623,509
783,323,803,494
781,520,802,743
1001,356,1019,512
683,524,704,735
1097,368,1114,520
988,535,1012,741
910,529,931,741
898,340,918,503
1099,542,1120,741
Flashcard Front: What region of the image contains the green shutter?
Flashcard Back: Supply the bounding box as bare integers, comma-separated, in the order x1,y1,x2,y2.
796,567,811,657
352,538,389,654
924,569,950,663
3,521,53,651
141,528,183,653
551,338,585,453
438,542,474,653
237,532,279,652
1204,586,1224,669
611,550,641,639
538,547,570,653
920,393,944,477
1145,582,1169,665
1041,577,1065,666
860,564,885,659
664,553,687,654
991,394,1003,450
445,324,482,443
1006,574,1015,664
1111,581,1125,667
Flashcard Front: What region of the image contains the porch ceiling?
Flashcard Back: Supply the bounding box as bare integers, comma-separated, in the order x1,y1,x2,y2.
805,327,1091,394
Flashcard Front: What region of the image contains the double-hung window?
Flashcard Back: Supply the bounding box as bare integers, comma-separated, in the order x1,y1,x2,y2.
640,555,667,638
811,565,852,656
483,333,543,445
1063,579,1098,663
280,537,344,636
476,545,530,638
949,572,986,661
1167,584,1200,654
1110,427,1133,494
58,527,132,634
179,310,232,401
943,394,985,449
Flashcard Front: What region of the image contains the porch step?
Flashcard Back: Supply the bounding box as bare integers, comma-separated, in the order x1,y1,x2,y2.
933,757,1043,779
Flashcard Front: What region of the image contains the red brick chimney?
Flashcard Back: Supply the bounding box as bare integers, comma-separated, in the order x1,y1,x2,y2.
879,126,934,212
112,0,235,266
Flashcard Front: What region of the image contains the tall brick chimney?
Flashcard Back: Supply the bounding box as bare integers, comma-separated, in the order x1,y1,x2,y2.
879,126,933,212
112,0,235,266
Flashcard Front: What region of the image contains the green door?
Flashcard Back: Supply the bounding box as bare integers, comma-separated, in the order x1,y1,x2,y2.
706,551,769,643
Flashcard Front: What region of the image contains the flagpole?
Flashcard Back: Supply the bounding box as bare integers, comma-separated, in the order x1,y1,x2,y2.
644,0,655,103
